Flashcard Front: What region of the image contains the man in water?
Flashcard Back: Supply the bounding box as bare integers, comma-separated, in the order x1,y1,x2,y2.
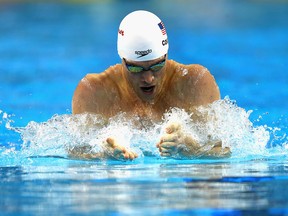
71,10,231,160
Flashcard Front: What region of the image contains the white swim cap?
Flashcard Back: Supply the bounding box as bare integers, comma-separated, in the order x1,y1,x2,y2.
117,10,169,61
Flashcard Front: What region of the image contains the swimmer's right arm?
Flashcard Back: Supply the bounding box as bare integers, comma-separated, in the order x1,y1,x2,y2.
72,74,121,118
68,138,138,161
72,75,102,115
71,75,138,161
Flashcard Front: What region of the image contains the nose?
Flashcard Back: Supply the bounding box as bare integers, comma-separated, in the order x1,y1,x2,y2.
141,70,154,84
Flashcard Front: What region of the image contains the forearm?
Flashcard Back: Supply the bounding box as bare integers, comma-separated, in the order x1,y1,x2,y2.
178,134,231,159
67,138,138,161
176,135,201,157
67,145,106,160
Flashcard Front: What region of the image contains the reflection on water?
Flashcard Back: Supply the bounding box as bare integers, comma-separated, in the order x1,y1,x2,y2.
1,158,288,215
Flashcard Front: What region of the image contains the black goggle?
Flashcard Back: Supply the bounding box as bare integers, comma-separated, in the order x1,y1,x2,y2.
124,56,166,73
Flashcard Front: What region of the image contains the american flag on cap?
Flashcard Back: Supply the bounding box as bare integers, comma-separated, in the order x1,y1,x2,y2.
158,21,166,35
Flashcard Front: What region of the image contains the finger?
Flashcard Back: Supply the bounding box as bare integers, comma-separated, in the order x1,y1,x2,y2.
222,147,231,157
156,138,164,148
201,140,219,151
123,151,130,159
126,151,138,160
161,134,178,143
114,146,126,155
213,140,222,148
206,139,222,148
115,149,131,160
209,145,229,156
160,141,177,149
106,137,116,147
209,146,221,154
121,150,138,161
113,151,124,160
130,151,138,159
161,152,171,157
124,150,133,159
165,123,181,134
210,146,231,158
160,147,171,154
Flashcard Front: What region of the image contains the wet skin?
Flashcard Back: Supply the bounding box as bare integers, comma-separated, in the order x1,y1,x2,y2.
71,57,231,160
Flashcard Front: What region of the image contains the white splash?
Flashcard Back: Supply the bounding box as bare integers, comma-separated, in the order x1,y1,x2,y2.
0,98,287,162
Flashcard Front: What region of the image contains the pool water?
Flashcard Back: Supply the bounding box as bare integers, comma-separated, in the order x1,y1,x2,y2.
1,1,288,215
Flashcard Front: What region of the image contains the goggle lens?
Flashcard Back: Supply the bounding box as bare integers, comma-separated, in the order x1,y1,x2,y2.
127,66,145,73
125,57,166,73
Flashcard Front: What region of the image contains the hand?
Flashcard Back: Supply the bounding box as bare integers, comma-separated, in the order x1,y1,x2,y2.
156,122,231,159
104,138,138,161
67,145,104,160
197,139,231,159
67,138,138,161
156,122,200,158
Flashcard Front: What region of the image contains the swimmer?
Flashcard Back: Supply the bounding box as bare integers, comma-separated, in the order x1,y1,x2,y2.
71,10,231,161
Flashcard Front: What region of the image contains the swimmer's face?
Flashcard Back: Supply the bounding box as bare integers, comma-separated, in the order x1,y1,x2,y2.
123,55,167,102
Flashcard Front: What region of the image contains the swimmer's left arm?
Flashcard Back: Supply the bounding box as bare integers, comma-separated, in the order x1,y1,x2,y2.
156,65,231,158
189,64,220,105
156,122,231,159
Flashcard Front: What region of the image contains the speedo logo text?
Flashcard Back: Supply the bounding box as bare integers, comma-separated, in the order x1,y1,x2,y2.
135,49,152,58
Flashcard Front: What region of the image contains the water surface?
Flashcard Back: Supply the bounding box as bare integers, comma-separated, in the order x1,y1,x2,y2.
1,1,288,215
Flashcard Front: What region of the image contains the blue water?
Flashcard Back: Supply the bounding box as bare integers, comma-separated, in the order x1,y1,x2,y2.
1,1,288,215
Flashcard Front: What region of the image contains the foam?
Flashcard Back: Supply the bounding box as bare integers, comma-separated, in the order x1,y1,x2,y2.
0,97,287,162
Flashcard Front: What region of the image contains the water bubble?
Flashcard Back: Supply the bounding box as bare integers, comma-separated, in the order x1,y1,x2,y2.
182,68,188,76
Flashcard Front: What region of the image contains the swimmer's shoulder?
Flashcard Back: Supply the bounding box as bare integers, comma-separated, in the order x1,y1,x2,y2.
169,60,217,87
72,64,123,114
168,60,212,79
168,60,220,104
84,64,123,86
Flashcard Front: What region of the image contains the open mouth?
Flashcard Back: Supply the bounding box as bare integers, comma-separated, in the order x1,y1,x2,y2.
140,86,155,95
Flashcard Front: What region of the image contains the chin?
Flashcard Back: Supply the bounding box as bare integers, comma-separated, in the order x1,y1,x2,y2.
140,92,157,103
